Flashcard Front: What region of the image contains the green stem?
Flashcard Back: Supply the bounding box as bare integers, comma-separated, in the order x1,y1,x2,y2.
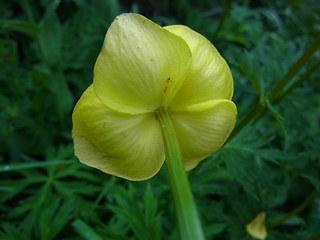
21,0,36,24
272,59,320,104
268,192,320,228
231,57,320,139
190,36,320,179
20,0,47,63
230,35,320,140
267,35,320,100
156,107,205,240
229,101,263,140
212,0,234,42
306,233,320,240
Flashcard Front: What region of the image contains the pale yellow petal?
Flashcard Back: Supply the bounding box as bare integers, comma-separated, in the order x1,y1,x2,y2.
170,100,237,170
93,14,191,114
246,212,267,240
165,25,233,111
72,85,165,180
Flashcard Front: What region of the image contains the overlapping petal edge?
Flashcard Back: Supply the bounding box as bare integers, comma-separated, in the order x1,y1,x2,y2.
72,13,237,180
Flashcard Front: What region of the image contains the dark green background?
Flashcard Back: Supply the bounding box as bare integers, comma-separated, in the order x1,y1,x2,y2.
1,0,319,239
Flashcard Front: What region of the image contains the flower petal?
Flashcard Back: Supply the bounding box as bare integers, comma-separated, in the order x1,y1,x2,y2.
246,212,267,240
170,99,237,170
72,85,165,180
165,25,233,110
93,14,192,114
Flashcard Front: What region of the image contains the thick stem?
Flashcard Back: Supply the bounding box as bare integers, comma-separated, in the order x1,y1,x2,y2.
156,107,205,240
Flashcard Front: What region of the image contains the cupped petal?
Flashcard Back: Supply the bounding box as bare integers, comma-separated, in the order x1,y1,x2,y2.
93,13,192,114
170,99,237,170
165,25,233,111
72,85,165,180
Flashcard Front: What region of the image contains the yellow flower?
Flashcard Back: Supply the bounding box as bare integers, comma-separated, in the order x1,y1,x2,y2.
246,212,268,240
72,13,237,180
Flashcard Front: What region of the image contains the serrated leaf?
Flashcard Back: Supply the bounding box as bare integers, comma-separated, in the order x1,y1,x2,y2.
143,184,161,240
109,185,161,240
54,164,101,183
263,99,287,135
0,222,28,240
53,180,100,197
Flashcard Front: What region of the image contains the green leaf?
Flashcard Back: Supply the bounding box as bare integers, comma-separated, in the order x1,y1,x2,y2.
0,20,38,36
0,160,71,172
204,222,228,236
263,99,287,135
109,185,162,240
301,174,320,191
72,219,103,240
0,222,28,240
38,197,73,240
143,184,162,240
37,11,63,65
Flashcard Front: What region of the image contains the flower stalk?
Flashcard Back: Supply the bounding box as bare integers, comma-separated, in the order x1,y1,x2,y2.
229,35,320,140
268,192,320,228
156,107,205,240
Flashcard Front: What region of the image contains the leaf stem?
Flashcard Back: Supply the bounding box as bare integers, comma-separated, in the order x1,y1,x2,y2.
21,0,36,24
212,0,234,42
306,233,320,240
229,101,263,139
156,107,205,240
268,192,320,228
267,35,320,101
230,35,320,140
272,59,320,104
20,0,47,63
190,36,320,179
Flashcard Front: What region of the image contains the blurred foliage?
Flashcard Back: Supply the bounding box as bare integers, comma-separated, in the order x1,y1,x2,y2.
1,0,320,239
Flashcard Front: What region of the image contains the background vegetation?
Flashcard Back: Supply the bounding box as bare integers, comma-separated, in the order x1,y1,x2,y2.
1,0,319,239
